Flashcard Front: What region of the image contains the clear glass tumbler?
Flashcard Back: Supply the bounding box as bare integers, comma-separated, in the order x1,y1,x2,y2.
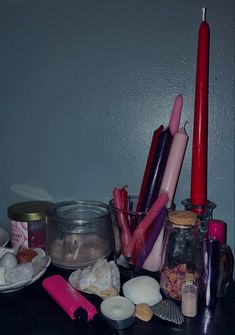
109,194,173,276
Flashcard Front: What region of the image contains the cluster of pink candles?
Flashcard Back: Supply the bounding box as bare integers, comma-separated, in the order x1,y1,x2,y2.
113,93,188,271
113,8,211,271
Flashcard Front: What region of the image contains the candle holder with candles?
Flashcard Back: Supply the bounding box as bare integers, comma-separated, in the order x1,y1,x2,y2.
109,192,175,278
181,198,216,241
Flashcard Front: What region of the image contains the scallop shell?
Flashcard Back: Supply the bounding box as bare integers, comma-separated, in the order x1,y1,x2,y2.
151,299,184,325
122,275,162,306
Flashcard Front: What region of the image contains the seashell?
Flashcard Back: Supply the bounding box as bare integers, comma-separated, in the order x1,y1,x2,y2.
122,275,162,306
68,258,120,299
5,262,33,284
0,267,6,285
0,253,18,272
151,299,184,325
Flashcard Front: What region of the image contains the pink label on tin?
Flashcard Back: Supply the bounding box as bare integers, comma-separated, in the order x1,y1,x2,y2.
10,220,29,248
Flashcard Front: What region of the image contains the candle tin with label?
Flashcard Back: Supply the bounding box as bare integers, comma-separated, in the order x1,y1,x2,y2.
8,201,53,249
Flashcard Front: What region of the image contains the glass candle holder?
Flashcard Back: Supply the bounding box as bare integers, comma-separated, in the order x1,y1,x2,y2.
181,199,216,241
46,200,114,270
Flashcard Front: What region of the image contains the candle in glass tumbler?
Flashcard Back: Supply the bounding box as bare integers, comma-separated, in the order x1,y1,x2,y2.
140,128,173,212
190,8,210,210
160,124,189,209
135,125,164,218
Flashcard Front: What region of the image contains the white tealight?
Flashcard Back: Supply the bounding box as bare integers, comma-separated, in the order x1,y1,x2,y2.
100,296,135,329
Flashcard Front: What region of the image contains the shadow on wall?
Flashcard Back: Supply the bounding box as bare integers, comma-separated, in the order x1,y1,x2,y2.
10,184,53,202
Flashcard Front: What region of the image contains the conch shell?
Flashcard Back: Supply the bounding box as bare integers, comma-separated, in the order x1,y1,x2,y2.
68,258,120,299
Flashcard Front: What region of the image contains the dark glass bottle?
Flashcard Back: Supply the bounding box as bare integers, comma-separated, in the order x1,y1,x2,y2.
208,219,234,298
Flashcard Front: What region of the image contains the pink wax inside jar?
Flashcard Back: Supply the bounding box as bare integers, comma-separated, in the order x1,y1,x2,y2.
28,221,46,249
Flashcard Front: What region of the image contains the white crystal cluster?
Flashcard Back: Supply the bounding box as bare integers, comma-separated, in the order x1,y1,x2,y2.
68,258,120,299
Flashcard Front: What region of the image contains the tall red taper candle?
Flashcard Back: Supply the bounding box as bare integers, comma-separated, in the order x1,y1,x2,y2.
190,8,210,210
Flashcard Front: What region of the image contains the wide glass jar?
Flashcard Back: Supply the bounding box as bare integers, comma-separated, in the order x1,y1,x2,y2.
160,210,202,301
45,200,114,269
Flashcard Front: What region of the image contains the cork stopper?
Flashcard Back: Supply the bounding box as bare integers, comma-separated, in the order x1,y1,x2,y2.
168,210,197,226
185,272,195,284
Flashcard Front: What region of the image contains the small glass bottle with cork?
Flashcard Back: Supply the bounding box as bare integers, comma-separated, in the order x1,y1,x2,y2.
181,272,198,317
160,210,203,301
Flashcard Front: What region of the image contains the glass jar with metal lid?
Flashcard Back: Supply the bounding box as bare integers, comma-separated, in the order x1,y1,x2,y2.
160,210,202,301
8,201,53,249
45,200,114,270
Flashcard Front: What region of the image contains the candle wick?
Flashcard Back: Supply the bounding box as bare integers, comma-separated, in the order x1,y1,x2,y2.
202,7,207,21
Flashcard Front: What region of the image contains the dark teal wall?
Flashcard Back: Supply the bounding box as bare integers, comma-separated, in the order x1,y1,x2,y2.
0,0,234,256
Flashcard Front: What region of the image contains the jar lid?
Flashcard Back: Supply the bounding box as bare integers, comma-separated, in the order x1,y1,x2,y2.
8,201,53,221
168,210,197,226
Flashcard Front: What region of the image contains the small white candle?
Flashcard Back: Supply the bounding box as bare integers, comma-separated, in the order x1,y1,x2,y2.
100,296,135,329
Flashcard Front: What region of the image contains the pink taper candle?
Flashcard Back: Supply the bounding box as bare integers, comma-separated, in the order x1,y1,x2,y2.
130,191,168,256
112,187,132,257
168,94,183,135
160,124,189,208
143,226,165,272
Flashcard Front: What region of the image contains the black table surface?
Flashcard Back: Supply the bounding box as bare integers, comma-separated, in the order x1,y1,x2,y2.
0,263,234,335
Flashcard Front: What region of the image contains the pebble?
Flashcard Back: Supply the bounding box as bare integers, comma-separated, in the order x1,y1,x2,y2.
135,303,153,322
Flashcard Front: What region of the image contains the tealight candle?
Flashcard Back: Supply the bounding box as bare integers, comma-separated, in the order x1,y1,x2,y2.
100,296,136,330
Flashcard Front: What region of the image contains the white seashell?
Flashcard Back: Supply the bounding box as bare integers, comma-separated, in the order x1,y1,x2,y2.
0,267,6,285
151,299,184,325
122,275,162,306
0,253,18,272
5,262,33,284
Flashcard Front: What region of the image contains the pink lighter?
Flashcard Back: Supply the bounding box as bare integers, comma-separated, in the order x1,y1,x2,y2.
42,274,97,322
